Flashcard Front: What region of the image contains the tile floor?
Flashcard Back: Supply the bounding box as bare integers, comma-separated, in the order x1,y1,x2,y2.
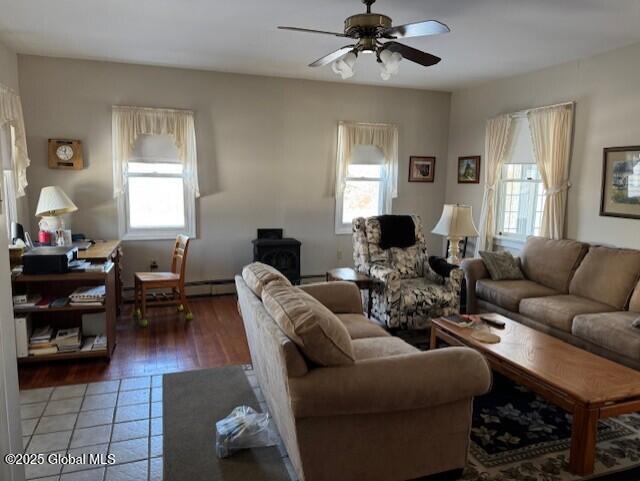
20,375,163,481
20,369,297,481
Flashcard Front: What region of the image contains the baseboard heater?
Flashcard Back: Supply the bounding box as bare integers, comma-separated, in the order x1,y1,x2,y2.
121,273,326,301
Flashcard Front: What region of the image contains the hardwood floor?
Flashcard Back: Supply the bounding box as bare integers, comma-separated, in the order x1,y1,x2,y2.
18,295,252,389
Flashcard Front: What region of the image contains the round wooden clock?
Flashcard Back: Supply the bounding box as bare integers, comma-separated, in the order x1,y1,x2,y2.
48,139,84,169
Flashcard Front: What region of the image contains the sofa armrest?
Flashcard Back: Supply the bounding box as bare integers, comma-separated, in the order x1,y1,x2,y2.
298,281,363,315
288,347,491,418
368,264,400,285
461,258,490,314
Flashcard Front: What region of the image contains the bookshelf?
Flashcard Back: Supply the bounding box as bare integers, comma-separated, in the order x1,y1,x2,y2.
12,263,117,363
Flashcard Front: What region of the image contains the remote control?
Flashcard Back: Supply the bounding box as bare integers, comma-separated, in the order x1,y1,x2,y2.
480,315,506,329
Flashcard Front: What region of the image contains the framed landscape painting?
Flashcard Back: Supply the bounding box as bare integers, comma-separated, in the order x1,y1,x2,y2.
600,146,640,219
409,156,435,182
458,155,481,183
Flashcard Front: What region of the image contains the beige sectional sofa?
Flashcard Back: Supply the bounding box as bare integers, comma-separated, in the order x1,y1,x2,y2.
236,263,491,481
463,236,640,370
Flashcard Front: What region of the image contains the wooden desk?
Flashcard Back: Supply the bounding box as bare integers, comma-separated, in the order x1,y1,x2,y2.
13,264,117,363
78,240,122,311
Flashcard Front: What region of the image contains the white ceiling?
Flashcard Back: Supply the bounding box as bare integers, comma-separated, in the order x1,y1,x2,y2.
1,0,640,91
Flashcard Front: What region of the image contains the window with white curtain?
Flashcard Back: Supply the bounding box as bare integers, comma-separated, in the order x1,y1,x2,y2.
335,144,388,234
0,124,17,237
495,117,545,239
119,134,196,240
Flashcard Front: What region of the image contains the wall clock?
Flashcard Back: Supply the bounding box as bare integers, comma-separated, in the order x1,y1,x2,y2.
48,139,84,169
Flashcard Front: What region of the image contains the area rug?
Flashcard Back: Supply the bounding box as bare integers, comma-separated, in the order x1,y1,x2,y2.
464,373,640,480
163,365,290,481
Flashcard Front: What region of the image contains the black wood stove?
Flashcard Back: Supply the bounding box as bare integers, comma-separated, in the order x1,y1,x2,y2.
252,229,301,283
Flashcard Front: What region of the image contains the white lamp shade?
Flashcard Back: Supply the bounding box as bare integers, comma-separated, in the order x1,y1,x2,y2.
432,204,479,237
35,186,78,217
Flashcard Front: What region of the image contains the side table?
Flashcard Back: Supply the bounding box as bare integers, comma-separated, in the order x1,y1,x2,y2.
326,267,378,318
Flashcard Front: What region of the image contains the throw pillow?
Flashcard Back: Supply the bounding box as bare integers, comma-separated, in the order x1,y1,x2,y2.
479,250,524,281
428,256,457,278
261,281,355,366
242,262,291,297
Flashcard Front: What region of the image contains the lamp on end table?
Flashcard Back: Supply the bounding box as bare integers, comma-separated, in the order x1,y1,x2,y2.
432,204,478,265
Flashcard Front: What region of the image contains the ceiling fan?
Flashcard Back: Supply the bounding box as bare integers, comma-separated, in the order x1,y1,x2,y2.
278,0,450,80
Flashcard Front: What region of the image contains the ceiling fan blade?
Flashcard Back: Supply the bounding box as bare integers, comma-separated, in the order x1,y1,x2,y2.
309,45,356,67
384,20,450,39
278,26,348,37
382,42,441,67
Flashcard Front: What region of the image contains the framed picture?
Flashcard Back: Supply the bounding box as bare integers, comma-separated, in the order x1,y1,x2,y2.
458,155,481,183
600,146,640,219
409,156,435,182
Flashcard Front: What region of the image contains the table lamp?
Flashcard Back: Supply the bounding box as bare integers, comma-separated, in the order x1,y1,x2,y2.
35,185,78,233
432,204,479,265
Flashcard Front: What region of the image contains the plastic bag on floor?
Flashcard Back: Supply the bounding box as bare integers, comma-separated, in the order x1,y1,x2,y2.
215,405,278,458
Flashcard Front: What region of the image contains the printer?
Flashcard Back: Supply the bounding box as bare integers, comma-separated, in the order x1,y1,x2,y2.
22,246,78,275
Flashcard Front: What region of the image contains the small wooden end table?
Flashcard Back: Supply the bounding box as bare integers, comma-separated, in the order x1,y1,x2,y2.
326,267,378,318
430,314,640,476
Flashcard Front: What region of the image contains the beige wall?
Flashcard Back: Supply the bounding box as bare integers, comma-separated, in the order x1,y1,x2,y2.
17,55,451,285
446,41,640,250
0,41,19,91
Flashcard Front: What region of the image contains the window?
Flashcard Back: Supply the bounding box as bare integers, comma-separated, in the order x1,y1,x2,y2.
119,134,196,240
335,145,388,234
495,118,545,240
0,125,17,237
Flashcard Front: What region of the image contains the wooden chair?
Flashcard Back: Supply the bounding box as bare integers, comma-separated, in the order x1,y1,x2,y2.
133,235,192,327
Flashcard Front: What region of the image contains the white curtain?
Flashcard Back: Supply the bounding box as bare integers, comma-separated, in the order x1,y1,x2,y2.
528,104,574,239
0,84,30,197
476,114,513,255
112,106,200,198
336,121,398,213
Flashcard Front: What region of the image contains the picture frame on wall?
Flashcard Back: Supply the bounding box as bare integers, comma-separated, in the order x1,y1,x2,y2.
457,155,481,183
600,146,640,219
408,156,435,182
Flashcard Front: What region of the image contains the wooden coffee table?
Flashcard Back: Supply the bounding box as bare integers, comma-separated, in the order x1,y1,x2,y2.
431,314,640,476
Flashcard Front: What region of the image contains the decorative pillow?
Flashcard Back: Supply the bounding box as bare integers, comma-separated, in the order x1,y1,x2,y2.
479,251,524,281
261,282,355,366
428,256,457,279
241,262,291,297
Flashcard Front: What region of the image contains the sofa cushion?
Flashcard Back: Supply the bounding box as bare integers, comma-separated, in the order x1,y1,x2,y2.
261,282,355,366
519,295,615,332
351,337,418,361
521,237,588,292
242,262,291,297
569,246,640,309
336,314,391,340
631,281,640,313
572,311,640,362
479,251,524,281
476,279,558,312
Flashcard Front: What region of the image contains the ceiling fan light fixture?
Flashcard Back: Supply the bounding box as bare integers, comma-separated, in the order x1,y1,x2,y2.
379,49,402,80
331,51,357,79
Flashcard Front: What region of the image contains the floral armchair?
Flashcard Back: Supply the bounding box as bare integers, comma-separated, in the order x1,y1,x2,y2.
352,215,464,329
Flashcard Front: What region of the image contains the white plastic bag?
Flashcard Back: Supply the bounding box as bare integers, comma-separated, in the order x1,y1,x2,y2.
215,405,278,458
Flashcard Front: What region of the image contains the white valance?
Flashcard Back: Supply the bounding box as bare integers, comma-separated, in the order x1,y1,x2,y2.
112,106,200,198
336,121,398,213
0,84,30,197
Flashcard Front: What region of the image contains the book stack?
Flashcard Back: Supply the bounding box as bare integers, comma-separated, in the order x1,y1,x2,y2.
14,294,41,311
29,326,57,355
69,286,106,307
53,328,82,352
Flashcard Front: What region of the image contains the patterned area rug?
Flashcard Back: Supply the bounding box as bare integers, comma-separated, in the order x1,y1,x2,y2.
464,373,640,480
392,330,640,480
